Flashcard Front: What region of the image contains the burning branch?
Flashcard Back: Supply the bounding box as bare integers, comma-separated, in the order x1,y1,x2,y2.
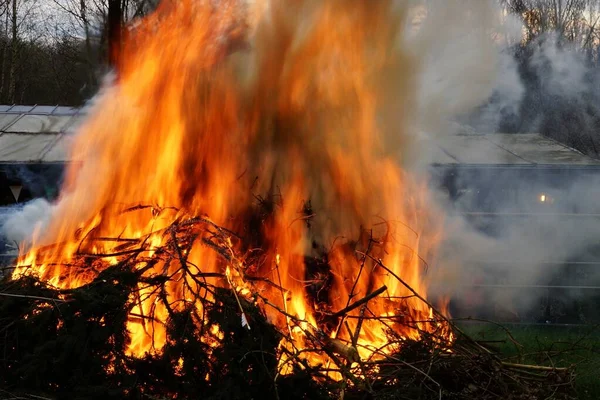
329,285,387,319
0,213,576,399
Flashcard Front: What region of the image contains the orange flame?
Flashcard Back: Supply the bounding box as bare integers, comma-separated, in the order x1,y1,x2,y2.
13,0,450,376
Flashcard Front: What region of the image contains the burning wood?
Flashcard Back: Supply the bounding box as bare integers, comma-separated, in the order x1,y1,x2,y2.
0,206,574,399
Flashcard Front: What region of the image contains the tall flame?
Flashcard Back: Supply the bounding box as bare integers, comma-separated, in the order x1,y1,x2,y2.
13,0,449,373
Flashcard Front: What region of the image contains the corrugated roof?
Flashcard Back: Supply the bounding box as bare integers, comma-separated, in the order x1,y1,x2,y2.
0,105,599,166
430,133,600,166
0,105,84,163
0,105,80,115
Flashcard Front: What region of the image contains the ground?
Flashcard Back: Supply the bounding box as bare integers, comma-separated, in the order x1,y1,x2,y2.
459,322,600,399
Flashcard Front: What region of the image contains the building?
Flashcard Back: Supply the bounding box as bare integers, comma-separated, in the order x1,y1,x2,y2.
0,105,84,206
428,132,600,323
0,105,84,256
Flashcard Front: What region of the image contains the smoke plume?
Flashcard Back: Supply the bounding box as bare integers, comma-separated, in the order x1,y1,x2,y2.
408,2,600,321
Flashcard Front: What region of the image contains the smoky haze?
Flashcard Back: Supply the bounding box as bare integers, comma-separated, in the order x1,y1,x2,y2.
407,1,600,321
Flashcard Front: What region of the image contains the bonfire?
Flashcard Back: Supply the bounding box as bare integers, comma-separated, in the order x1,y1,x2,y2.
0,0,574,399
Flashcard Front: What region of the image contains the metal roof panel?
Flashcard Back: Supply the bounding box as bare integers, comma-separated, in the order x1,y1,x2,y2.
31,105,58,114
52,106,79,115
8,105,34,113
485,133,600,165
5,115,72,133
0,133,59,162
434,134,530,165
0,114,21,131
41,135,70,162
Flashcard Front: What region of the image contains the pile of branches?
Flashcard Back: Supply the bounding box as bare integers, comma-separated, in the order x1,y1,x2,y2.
0,205,576,400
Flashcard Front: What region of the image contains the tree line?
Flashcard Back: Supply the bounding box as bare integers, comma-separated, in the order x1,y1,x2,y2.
0,0,156,106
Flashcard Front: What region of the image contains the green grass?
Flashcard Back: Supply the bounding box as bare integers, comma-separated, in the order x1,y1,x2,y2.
457,322,600,399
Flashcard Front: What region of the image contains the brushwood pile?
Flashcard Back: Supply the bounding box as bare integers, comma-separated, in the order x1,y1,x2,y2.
0,203,576,400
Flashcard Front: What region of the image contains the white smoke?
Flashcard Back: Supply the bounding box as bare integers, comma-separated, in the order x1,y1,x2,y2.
531,33,589,99
1,199,55,248
403,2,600,321
407,0,524,140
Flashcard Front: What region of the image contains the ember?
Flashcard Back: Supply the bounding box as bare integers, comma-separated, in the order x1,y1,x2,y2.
0,0,575,398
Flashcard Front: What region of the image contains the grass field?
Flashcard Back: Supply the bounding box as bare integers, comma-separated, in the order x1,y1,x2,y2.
458,322,600,399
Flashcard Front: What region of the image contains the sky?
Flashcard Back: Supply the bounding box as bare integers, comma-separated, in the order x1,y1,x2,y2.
25,0,87,41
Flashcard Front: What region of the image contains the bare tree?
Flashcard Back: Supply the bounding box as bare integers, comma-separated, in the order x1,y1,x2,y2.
502,0,600,49
0,0,10,100
6,0,38,103
8,0,19,102
107,0,121,67
50,0,156,74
